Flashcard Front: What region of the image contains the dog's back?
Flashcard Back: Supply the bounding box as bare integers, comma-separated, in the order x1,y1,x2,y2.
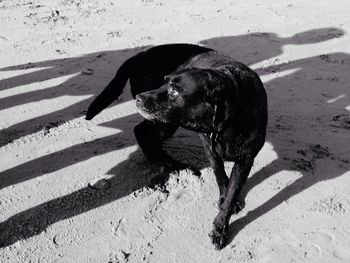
86,44,211,120
127,44,212,96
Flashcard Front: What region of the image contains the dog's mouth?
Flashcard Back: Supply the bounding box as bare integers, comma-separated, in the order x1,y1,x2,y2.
136,104,159,121
135,92,183,124
135,96,169,123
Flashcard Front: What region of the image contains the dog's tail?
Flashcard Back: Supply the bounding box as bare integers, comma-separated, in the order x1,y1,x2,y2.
85,56,134,120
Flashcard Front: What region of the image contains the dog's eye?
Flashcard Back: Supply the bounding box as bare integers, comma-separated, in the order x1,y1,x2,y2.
168,86,179,96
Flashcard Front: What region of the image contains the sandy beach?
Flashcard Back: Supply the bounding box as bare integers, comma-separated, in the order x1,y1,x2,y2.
1,0,350,262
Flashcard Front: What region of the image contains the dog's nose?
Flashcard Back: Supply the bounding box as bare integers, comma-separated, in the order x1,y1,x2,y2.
135,94,143,105
136,93,154,109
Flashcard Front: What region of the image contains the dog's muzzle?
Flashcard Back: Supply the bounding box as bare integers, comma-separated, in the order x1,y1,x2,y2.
135,94,159,121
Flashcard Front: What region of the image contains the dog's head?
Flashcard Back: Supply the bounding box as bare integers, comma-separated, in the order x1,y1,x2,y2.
135,68,238,134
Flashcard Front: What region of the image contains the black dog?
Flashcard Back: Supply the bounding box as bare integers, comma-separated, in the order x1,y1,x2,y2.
86,44,211,174
86,44,268,250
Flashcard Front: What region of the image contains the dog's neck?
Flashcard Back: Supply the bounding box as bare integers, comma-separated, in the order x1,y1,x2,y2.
180,119,222,154
181,102,231,154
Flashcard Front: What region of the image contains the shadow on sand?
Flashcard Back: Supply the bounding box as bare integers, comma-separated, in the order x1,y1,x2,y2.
0,27,349,248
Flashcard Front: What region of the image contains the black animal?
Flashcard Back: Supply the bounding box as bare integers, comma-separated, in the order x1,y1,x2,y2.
86,44,268,250
86,44,211,174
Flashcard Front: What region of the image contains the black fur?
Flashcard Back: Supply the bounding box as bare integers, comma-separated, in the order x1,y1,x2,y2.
86,44,267,250
86,44,211,120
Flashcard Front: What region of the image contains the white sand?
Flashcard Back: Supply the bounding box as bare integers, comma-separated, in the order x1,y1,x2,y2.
1,0,350,262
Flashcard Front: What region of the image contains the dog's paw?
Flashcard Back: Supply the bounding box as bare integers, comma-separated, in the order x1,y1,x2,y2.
187,165,201,177
175,162,201,177
209,221,228,250
148,173,169,192
165,161,201,177
160,160,182,174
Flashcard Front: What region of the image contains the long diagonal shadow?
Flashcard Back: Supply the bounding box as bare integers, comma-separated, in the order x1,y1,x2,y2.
0,121,207,247
1,27,349,248
0,48,148,147
0,113,140,190
0,148,152,247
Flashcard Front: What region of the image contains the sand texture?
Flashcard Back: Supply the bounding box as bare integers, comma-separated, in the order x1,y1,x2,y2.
1,0,350,262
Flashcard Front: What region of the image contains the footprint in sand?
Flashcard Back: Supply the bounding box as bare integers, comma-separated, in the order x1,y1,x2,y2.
333,248,350,262
299,232,332,259
309,231,335,247
168,189,197,208
306,230,334,257
111,218,130,242
307,230,350,261
165,172,203,209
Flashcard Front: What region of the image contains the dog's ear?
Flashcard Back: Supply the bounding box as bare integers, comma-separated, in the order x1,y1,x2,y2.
206,71,238,135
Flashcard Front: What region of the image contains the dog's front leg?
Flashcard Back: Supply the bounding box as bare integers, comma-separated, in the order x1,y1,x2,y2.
200,135,229,206
209,159,253,250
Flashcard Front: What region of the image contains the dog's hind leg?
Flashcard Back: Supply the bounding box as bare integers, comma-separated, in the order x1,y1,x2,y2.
134,120,200,183
134,120,177,165
209,158,253,250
